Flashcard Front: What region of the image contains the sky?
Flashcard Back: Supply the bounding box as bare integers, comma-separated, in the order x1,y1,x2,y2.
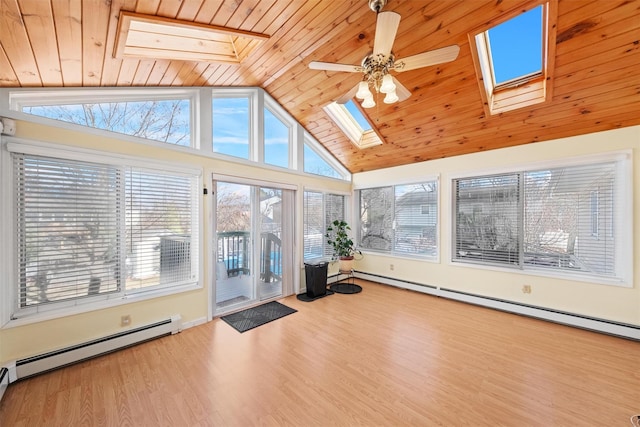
487,5,543,84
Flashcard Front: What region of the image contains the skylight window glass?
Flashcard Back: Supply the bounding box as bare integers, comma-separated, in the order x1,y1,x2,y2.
344,100,372,131
487,5,543,86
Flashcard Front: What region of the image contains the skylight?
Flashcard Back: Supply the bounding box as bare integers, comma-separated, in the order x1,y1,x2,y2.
487,5,543,86
469,1,557,115
344,100,372,132
323,101,382,149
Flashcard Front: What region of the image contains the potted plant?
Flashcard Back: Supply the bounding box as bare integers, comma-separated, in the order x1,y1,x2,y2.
325,220,360,272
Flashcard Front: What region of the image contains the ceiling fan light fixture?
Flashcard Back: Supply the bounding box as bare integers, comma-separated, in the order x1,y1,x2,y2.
383,90,399,104
362,96,376,109
356,81,373,99
380,74,396,94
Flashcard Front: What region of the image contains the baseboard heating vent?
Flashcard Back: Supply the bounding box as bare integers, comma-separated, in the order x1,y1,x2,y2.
15,315,181,380
0,368,9,402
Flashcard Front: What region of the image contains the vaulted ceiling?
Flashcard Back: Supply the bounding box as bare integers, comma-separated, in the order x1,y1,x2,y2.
1,0,638,173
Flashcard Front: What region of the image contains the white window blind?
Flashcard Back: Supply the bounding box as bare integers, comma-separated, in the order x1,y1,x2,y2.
14,154,122,308
13,151,199,313
324,193,346,257
523,163,616,275
125,169,197,291
303,191,323,260
454,173,520,266
453,159,626,282
303,191,345,260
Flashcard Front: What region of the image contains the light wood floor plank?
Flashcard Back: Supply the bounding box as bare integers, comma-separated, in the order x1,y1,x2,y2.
0,280,638,426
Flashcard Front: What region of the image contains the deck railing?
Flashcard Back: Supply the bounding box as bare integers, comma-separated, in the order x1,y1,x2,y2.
217,231,282,282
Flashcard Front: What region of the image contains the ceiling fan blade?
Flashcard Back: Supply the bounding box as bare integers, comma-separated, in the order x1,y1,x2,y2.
394,45,460,72
309,61,361,72
336,83,360,104
392,76,411,101
373,11,401,58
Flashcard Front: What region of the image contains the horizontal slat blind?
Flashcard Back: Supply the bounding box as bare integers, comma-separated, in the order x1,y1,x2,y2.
454,174,520,266
303,191,323,260
14,154,121,308
324,193,345,257
524,162,616,275
125,169,196,290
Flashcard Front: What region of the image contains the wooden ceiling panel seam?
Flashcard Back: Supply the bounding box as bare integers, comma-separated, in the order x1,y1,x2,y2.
1,0,42,86
221,1,348,87
20,0,63,85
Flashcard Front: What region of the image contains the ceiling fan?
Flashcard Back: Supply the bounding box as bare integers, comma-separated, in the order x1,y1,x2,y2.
309,0,460,108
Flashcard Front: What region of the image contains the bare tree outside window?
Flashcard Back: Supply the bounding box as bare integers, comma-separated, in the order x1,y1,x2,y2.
22,99,191,146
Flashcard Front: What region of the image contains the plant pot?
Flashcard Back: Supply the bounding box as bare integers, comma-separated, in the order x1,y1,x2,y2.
338,256,354,272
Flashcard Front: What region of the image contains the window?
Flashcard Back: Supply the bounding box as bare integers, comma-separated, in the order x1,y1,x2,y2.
263,106,290,168
11,90,193,146
303,191,346,260
11,148,200,316
469,1,557,115
453,154,631,284
212,95,250,159
303,142,343,179
323,101,383,149
358,181,439,258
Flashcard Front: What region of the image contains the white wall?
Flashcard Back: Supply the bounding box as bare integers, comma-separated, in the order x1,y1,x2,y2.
353,126,640,326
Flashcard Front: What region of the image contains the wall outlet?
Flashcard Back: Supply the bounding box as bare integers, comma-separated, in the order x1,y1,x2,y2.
389,264,394,271
522,285,532,294
121,315,131,327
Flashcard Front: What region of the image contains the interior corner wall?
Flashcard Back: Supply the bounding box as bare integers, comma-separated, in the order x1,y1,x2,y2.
352,126,640,326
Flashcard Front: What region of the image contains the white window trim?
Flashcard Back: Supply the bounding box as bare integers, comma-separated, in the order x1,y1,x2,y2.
447,150,633,287
356,178,440,261
1,137,204,327
323,102,382,149
302,187,351,263
468,0,557,116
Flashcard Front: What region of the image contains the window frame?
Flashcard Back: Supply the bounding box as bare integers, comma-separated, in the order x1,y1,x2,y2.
302,189,349,262
356,178,440,261
263,95,295,169
8,87,200,148
303,132,351,180
1,137,203,326
323,101,383,149
450,150,632,287
468,0,557,116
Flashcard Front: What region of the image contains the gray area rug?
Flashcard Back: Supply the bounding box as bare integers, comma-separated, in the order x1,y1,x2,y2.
221,301,297,333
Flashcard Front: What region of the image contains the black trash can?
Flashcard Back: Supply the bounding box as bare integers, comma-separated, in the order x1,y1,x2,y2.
304,261,329,298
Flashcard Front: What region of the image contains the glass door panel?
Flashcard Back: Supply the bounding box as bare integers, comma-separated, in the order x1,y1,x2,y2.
258,187,283,300
215,182,254,310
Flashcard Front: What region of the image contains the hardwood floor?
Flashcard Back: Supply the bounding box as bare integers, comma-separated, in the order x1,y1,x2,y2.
1,280,639,426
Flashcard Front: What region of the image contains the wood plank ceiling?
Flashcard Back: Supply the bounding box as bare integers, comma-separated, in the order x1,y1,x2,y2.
1,0,639,173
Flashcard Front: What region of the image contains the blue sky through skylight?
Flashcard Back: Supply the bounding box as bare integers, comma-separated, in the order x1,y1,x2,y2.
344,100,372,131
487,5,543,85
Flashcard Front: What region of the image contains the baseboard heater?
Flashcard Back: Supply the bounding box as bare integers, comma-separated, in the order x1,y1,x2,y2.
13,315,181,381
354,271,640,341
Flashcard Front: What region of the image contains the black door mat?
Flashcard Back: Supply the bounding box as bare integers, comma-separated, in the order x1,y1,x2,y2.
221,301,297,333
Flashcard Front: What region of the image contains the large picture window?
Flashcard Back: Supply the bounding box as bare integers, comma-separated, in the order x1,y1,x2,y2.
452,154,630,284
358,181,439,258
12,90,193,146
12,149,200,316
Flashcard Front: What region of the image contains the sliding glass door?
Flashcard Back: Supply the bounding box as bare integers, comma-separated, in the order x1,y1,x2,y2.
214,179,293,313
